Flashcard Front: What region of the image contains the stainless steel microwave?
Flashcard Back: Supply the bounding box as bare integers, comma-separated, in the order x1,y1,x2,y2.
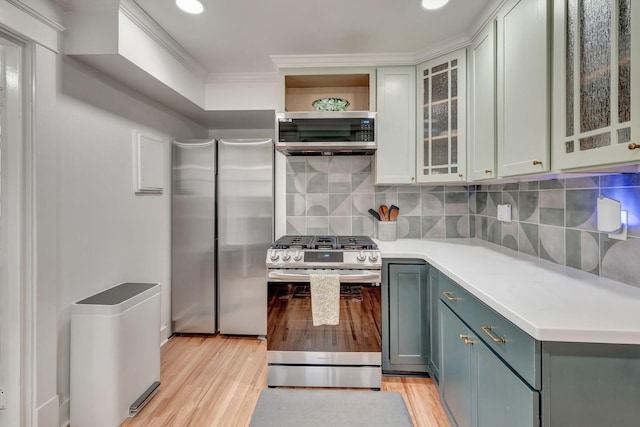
275,111,376,156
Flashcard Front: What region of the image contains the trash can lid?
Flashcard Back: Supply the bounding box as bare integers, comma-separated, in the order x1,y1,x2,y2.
72,282,160,315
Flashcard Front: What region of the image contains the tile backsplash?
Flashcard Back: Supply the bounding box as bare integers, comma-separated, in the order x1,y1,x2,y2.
285,156,640,287
471,175,640,287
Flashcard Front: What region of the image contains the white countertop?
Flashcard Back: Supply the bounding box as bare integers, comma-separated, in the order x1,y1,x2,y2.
375,238,640,345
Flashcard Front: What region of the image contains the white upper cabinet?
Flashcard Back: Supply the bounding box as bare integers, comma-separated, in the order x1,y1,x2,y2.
279,67,376,112
552,0,640,170
375,66,416,185
416,49,467,183
496,0,550,177
468,22,497,181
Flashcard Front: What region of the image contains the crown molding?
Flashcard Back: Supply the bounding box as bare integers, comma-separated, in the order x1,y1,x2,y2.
6,0,65,32
55,0,118,12
413,34,472,64
270,37,478,70
206,72,279,84
468,0,508,40
270,51,419,69
50,0,67,10
59,0,206,79
269,0,508,71
270,30,481,70
118,0,206,80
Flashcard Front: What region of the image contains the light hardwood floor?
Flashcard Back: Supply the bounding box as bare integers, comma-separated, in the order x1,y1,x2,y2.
122,335,451,427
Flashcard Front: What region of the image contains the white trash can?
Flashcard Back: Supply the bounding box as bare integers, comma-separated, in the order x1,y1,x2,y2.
70,282,161,427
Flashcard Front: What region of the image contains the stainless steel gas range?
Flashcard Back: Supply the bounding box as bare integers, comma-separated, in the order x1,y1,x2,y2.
265,235,382,389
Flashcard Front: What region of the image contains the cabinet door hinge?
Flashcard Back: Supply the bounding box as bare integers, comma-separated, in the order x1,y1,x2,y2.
0,388,6,410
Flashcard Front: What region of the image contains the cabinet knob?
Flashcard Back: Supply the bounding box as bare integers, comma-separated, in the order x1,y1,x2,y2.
411,177,415,181
459,334,474,345
532,160,543,166
458,174,464,178
485,169,492,174
629,143,640,150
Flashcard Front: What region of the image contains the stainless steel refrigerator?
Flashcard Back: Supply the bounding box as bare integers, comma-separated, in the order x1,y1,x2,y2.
171,139,217,333
217,138,273,335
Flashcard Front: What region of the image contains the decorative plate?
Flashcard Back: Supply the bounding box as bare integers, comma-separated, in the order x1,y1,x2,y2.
312,98,350,111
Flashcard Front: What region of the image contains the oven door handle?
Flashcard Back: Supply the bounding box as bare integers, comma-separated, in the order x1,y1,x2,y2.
267,270,381,283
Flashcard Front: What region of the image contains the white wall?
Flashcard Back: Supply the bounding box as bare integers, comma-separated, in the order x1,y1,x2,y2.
54,56,208,422
34,44,61,427
2,2,267,426
205,77,278,111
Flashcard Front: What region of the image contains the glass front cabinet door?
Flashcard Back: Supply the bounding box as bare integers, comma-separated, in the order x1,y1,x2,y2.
552,0,640,170
416,49,467,183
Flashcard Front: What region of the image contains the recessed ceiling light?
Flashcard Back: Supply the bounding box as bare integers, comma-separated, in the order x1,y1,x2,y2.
176,0,205,14
421,0,450,10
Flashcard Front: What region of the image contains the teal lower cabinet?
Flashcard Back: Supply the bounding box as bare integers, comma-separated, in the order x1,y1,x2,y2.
439,300,540,427
436,266,640,427
541,342,640,427
382,259,430,374
437,267,541,427
428,266,440,382
440,302,473,427
476,334,539,427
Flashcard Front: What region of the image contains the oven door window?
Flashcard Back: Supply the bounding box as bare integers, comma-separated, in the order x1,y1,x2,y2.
267,282,381,353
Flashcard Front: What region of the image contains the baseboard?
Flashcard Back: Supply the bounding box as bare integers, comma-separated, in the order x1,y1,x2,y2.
58,397,70,427
34,394,59,427
160,325,170,346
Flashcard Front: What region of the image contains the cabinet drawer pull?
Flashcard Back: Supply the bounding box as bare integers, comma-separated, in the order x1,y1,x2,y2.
481,325,506,343
459,334,474,345
629,143,640,150
442,291,458,301
532,160,543,166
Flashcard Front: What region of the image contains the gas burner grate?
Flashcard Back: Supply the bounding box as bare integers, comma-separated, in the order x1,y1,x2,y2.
337,236,377,250
272,235,314,249
311,236,338,249
271,235,378,250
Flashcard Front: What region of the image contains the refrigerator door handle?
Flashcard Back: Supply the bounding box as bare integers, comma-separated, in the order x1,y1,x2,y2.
219,139,273,147
173,139,214,147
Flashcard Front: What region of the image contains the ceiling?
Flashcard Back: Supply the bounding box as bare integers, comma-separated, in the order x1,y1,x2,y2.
134,0,499,76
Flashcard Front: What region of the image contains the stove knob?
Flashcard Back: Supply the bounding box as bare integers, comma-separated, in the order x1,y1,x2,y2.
356,251,366,262
269,251,280,261
293,251,303,261
368,252,379,262
281,250,291,261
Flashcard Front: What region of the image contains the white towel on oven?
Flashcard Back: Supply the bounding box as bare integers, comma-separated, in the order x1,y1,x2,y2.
310,274,340,326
